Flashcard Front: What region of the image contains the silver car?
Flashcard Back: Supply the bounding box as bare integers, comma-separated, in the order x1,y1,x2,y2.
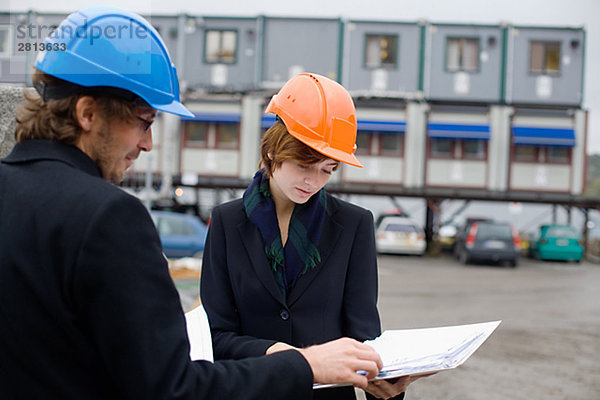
375,216,426,256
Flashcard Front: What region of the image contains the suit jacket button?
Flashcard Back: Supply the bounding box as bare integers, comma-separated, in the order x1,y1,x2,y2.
279,310,290,321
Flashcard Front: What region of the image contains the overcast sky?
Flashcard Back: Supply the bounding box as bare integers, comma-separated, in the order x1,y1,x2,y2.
6,0,599,153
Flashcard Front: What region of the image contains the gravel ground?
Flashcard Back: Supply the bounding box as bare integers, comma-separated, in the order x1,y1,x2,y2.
363,254,600,400
174,253,600,400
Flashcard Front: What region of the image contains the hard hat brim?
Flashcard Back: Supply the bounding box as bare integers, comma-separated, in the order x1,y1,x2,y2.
287,130,363,168
154,101,194,118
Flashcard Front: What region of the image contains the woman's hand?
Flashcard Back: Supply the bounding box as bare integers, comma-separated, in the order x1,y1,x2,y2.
265,342,297,355
364,373,437,399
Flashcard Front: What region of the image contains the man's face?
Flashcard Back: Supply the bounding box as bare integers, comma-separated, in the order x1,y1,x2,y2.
92,106,156,184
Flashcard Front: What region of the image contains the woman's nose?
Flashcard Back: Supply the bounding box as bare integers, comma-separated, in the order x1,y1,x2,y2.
303,169,319,186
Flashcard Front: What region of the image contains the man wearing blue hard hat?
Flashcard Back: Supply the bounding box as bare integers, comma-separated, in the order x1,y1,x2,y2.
0,6,384,399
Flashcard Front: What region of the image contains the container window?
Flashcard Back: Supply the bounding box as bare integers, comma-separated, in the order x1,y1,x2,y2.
514,145,537,162
205,30,237,64
365,34,398,68
529,41,561,74
463,140,486,159
430,139,453,157
446,37,479,72
546,147,570,164
216,124,239,149
356,132,373,155
380,134,403,156
186,122,209,147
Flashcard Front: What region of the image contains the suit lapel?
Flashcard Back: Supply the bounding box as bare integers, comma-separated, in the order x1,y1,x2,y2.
237,219,286,306
287,199,343,307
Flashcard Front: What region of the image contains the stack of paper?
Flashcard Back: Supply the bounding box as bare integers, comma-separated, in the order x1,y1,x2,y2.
185,304,214,362
314,320,501,389
365,320,501,379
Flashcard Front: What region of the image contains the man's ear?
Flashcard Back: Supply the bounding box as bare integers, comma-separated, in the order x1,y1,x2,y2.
75,96,98,132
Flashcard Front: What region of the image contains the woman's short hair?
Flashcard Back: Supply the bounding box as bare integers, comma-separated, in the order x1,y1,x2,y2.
259,122,339,177
15,69,140,144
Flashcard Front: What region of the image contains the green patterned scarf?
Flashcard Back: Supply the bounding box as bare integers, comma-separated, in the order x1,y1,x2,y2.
243,170,327,300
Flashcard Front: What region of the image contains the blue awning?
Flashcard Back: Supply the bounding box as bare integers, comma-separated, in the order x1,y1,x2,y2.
262,116,406,133
262,115,277,129
428,123,490,140
512,126,575,147
182,113,241,124
357,120,406,134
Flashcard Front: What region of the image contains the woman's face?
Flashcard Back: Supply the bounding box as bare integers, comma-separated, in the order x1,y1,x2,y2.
270,158,339,205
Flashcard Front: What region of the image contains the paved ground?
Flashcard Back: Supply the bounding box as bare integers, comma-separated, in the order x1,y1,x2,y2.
174,253,600,400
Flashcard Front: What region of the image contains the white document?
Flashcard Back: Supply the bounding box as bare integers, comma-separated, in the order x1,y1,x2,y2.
185,304,214,362
314,320,501,389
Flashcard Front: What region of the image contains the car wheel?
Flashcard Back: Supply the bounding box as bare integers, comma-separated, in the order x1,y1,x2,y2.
509,259,518,268
458,251,470,265
453,248,461,260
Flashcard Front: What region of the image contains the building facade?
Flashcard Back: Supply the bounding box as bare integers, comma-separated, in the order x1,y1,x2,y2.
0,11,588,200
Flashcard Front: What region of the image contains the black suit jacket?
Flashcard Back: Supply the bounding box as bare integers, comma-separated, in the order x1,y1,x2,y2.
201,191,383,399
0,140,313,400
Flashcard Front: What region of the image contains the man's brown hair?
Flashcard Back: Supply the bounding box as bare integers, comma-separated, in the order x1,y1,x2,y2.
15,69,140,144
259,122,339,177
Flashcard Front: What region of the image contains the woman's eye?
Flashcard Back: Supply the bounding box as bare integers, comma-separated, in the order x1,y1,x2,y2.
322,169,332,175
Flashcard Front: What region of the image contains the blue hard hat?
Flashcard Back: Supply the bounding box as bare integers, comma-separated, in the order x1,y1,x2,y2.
35,6,193,118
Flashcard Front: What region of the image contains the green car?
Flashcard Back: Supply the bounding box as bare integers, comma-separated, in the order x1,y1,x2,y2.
530,224,584,262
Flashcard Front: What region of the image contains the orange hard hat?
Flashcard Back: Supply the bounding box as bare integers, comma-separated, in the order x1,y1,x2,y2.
265,73,362,168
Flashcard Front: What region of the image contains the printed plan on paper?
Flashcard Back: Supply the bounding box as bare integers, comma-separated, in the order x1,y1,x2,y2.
314,321,501,389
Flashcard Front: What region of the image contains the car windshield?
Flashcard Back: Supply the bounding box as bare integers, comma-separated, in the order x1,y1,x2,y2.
385,223,419,233
158,216,195,236
476,223,513,240
546,227,578,238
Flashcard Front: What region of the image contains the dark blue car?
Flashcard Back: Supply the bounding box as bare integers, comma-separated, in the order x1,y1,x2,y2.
454,220,521,267
150,210,208,258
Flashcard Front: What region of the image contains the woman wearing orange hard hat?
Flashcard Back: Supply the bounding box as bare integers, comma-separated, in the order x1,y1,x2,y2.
201,73,417,399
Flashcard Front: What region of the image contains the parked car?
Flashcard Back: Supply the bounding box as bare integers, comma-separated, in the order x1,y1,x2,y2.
150,210,208,259
452,217,491,254
375,208,410,227
454,220,520,267
529,224,584,262
375,216,426,256
438,221,459,251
